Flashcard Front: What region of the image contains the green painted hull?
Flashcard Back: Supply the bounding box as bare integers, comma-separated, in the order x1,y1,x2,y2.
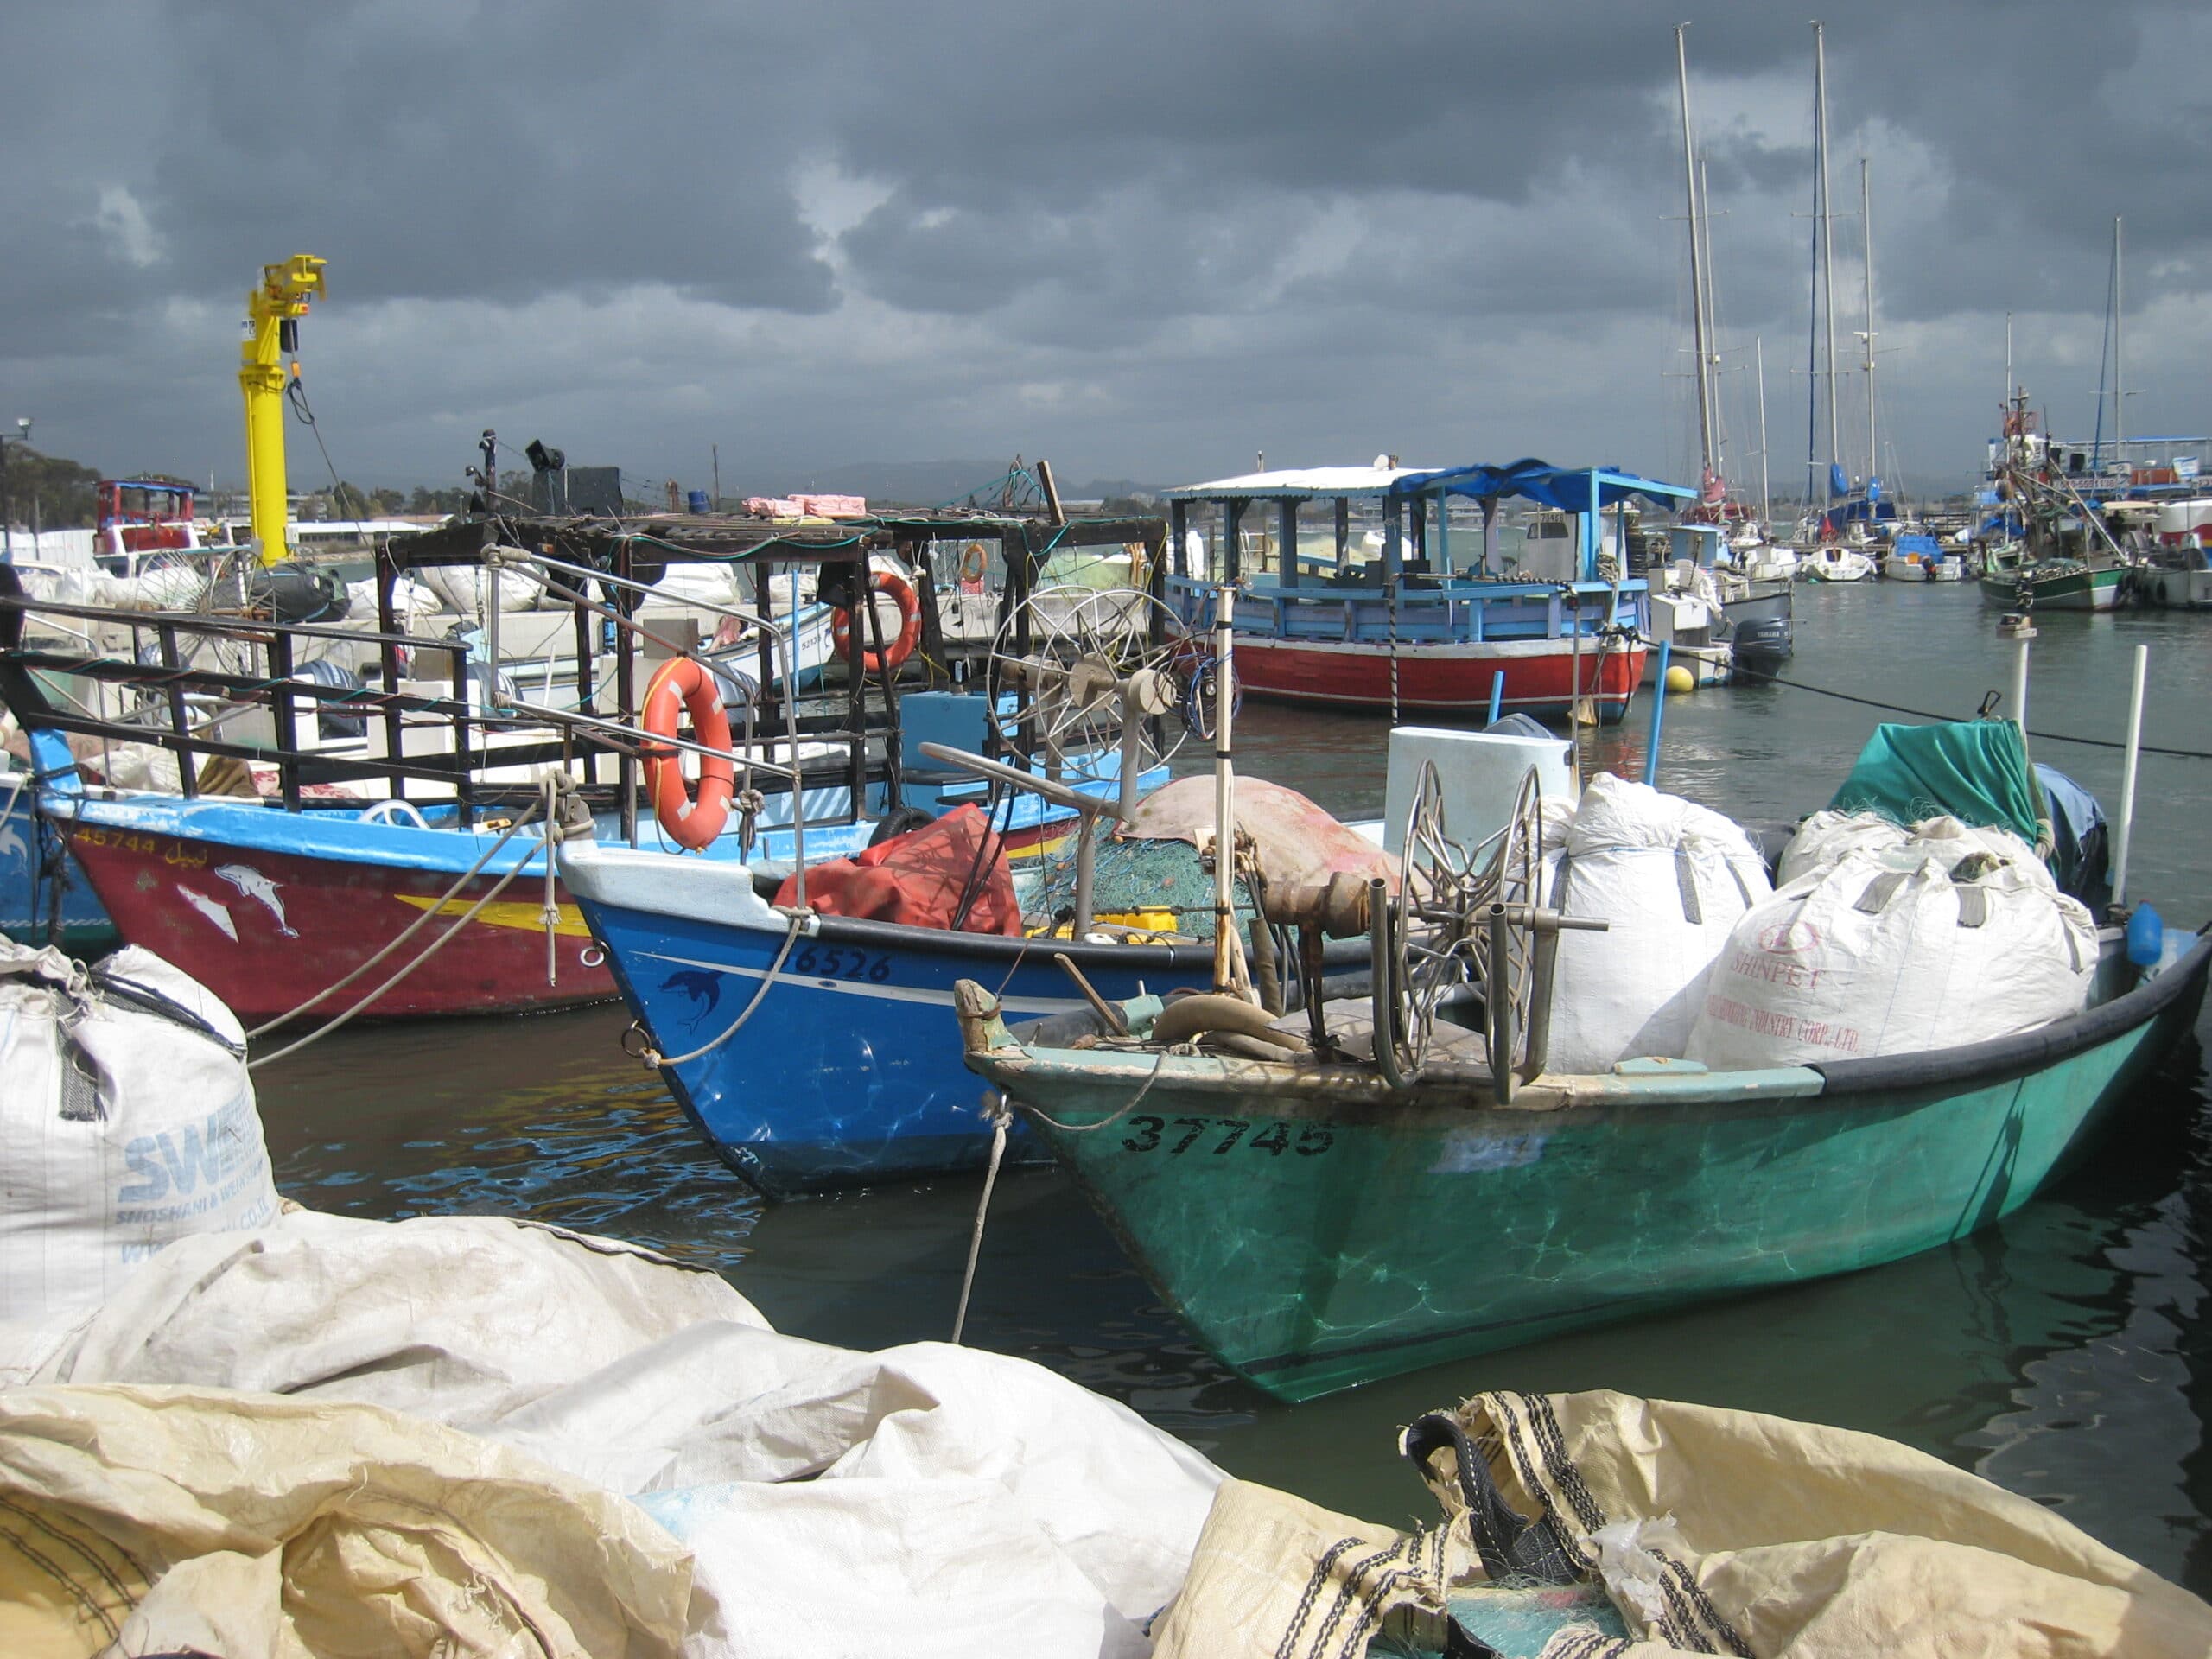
976,950,2209,1402
1976,564,2128,611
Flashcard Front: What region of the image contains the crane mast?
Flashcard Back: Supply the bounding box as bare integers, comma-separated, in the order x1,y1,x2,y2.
239,255,327,567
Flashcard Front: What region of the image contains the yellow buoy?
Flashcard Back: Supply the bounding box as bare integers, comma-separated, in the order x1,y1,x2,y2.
1664,664,1696,695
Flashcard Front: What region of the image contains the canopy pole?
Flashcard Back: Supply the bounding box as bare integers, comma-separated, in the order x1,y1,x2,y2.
1211,588,1245,997
1487,671,1503,726
1643,641,1672,787
2113,643,2148,907
2011,633,2031,766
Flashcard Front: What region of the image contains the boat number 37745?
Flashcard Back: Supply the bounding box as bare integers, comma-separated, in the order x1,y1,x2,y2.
1122,1116,1335,1156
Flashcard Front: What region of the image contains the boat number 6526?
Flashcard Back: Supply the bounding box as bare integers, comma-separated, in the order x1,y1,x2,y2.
791,944,893,982
1122,1116,1332,1156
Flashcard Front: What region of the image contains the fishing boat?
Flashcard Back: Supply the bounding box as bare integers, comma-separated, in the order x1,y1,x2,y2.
958,719,2207,1402
1158,461,1688,724
0,504,1167,1022
563,583,1377,1196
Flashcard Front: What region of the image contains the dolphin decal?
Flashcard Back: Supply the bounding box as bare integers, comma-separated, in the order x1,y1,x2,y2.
215,863,299,938
176,885,238,942
660,969,722,1027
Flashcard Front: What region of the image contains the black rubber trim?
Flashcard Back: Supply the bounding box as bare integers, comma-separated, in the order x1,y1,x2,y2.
1809,934,2212,1096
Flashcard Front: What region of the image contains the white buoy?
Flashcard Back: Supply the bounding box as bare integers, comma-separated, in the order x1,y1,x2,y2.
2113,643,2148,906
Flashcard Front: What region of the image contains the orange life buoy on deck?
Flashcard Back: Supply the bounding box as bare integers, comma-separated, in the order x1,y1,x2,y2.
641,657,734,851
958,542,988,591
832,569,921,672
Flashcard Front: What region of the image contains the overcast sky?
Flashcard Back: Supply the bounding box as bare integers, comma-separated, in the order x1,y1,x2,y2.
9,0,2209,502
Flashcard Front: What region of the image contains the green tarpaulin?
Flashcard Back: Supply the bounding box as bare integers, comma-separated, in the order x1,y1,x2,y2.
1828,721,2046,846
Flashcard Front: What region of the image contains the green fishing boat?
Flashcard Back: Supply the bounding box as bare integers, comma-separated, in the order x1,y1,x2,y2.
960,942,2205,1402
1976,547,2132,611
955,717,2206,1402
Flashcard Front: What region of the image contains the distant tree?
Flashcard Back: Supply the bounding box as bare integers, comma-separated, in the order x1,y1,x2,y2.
326,481,375,519
3,448,101,528
370,487,405,516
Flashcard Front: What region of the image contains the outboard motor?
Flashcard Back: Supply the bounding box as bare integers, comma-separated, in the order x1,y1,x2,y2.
1730,616,1792,683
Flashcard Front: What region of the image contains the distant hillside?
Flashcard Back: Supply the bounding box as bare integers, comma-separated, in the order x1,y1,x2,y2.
735,460,1162,508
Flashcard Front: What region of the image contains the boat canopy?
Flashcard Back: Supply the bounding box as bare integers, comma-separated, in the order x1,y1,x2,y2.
1160,459,1694,512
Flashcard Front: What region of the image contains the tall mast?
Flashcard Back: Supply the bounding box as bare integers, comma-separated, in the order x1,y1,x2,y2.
2114,215,2126,469
1815,22,1839,484
1699,152,1721,473
1756,334,1772,527
1675,23,1716,487
1859,156,1877,485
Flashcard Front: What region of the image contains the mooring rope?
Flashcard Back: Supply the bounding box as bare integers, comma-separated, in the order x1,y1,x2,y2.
635,909,808,1069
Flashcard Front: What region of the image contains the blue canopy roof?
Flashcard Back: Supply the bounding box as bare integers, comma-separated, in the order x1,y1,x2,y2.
1161,458,1694,510
1392,458,1696,512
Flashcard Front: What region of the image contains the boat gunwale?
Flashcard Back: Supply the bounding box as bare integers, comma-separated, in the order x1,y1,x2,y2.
978,932,2212,1127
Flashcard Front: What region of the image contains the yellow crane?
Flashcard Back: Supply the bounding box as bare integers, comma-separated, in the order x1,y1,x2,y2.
238,255,327,567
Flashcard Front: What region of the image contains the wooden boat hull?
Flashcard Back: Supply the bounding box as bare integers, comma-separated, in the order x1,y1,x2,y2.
0,776,113,951
972,944,2210,1402
563,842,1363,1196
1229,635,1644,722
55,804,614,1020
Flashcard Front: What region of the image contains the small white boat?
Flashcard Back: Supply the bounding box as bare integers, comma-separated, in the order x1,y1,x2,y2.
1804,544,1876,582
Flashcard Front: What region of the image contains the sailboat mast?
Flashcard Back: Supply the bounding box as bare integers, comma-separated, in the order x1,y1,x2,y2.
1815,22,1839,484
1860,156,1877,486
1699,153,1722,474
1756,335,1772,527
1675,24,1715,486
2114,215,2126,470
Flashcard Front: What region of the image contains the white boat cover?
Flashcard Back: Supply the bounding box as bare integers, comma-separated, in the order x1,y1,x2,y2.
0,1209,1224,1658
1151,1389,2212,1659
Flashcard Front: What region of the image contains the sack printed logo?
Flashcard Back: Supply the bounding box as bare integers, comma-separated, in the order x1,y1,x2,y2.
1759,919,1821,956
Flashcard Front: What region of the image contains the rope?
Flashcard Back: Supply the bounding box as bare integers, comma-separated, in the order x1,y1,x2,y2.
950,1093,1012,1344
245,801,544,1039
247,853,536,1069
1018,1041,1179,1134
639,909,807,1068
1745,664,2212,760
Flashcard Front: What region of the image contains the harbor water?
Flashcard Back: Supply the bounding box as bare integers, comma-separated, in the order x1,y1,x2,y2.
254,581,2212,1589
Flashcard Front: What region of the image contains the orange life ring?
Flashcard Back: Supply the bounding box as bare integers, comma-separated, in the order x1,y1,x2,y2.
958,542,988,586
641,657,734,851
832,569,921,672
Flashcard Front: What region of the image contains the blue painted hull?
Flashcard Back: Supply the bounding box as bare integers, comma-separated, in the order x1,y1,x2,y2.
578,889,1198,1196
0,777,113,951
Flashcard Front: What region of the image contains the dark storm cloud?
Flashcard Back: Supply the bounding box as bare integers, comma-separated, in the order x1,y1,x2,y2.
4,0,2208,493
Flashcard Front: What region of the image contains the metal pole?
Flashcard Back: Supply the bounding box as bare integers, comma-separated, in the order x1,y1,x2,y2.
1675,25,1715,485
2114,216,2126,468
1211,588,1239,995
1643,640,1672,788
2113,643,2148,906
1487,670,1503,726
2011,633,2031,761
1860,156,1877,486
1815,22,1839,486
1755,336,1772,529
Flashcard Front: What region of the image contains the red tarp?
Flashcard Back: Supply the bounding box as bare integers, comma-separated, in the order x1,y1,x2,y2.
774,804,1022,935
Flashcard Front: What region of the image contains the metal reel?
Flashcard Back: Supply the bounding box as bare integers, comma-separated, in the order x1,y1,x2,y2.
1377,762,1548,1086
988,584,1192,780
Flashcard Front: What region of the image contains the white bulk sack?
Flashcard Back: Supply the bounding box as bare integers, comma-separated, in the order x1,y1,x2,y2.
1779,810,2049,890
1687,842,2099,1071
416,548,550,614
1543,773,1773,1075
0,943,278,1325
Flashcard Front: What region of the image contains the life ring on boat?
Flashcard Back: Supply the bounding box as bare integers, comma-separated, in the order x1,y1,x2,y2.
641,656,734,851
958,542,989,589
832,569,921,672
